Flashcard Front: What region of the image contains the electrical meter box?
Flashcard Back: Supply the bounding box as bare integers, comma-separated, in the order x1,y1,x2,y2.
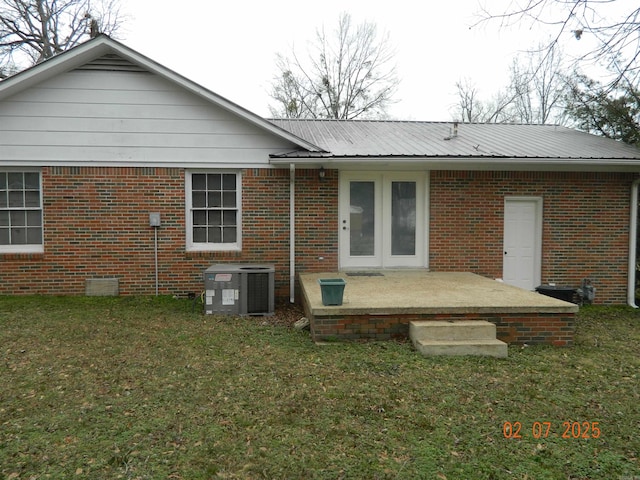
203,264,274,316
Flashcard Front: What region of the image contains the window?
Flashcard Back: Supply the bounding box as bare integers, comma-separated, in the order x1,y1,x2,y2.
0,171,43,253
186,171,241,251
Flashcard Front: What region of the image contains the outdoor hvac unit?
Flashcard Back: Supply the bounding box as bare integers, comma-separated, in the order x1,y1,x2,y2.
203,264,275,316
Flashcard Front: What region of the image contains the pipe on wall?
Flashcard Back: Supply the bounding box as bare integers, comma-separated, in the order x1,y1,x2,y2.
628,178,640,308
289,163,296,303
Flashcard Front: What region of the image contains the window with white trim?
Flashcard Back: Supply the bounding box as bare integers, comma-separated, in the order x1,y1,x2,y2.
186,171,241,251
0,171,43,253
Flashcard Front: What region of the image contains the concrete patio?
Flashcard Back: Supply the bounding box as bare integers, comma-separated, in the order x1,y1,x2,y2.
299,271,578,346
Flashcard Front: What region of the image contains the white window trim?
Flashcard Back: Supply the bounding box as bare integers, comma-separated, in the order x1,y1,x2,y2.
0,169,44,254
185,170,242,252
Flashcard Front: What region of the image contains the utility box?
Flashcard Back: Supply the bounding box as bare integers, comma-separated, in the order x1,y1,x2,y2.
204,264,275,316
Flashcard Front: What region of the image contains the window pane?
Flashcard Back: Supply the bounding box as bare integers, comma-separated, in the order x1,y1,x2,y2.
0,172,6,188
222,191,236,208
208,210,221,226
26,227,42,244
208,191,221,208
222,174,236,190
192,174,206,190
11,227,27,244
24,173,39,189
209,227,221,243
223,210,236,226
0,211,8,226
193,210,206,226
223,227,237,243
193,227,207,243
192,191,206,208
25,190,40,208
10,210,26,226
0,228,8,244
207,174,221,191
26,210,41,227
8,173,23,189
8,191,24,208
0,191,6,208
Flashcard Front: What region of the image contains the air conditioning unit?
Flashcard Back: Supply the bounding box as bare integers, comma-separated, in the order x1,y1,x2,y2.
203,264,275,316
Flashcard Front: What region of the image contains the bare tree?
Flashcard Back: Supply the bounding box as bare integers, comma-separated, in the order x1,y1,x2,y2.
269,12,399,120
0,0,123,78
508,44,568,124
454,77,519,123
475,1,640,86
455,78,483,122
454,44,568,124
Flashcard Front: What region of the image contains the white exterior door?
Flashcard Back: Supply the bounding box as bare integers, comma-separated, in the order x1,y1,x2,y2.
503,197,542,290
339,172,426,269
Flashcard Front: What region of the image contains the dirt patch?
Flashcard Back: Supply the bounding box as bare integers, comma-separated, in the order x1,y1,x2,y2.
265,301,306,327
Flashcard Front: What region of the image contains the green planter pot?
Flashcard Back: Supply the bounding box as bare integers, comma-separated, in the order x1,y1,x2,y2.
318,278,346,306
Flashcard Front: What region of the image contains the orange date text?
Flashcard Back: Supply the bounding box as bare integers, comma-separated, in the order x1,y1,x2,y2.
502,421,601,439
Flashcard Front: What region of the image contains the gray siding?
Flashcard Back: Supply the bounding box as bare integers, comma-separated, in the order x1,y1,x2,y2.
0,70,293,166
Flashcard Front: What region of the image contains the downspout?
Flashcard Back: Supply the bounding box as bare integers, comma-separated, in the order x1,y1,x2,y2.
628,178,640,307
289,163,296,303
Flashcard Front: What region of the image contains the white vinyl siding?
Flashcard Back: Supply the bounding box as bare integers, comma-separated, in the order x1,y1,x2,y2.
0,170,43,253
186,171,241,252
0,69,296,167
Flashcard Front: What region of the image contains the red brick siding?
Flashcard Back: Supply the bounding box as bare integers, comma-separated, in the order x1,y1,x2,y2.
0,167,336,298
309,311,575,346
0,167,634,306
295,168,339,274
430,171,634,304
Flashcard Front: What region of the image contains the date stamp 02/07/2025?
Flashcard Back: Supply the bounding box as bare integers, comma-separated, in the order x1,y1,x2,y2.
502,421,602,440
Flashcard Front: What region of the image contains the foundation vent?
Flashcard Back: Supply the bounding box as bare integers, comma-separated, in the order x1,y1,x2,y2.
85,278,119,296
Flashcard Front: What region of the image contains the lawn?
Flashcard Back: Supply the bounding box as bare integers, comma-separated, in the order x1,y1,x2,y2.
1,296,639,479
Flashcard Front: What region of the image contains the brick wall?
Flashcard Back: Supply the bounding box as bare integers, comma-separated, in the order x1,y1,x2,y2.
308,311,575,346
1,167,634,305
0,166,338,298
430,171,635,304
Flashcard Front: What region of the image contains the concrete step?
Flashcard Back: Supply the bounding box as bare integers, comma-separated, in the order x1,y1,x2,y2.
412,338,508,358
409,320,497,342
409,320,508,358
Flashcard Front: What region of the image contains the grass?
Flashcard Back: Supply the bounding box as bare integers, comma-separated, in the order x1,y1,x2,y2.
0,296,639,479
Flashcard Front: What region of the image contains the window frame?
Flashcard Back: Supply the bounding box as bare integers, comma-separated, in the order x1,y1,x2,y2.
0,169,44,254
185,170,242,252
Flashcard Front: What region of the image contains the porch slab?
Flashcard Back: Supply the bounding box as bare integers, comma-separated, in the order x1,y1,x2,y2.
299,271,578,346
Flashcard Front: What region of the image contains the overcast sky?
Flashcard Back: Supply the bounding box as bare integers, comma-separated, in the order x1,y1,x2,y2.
120,0,590,121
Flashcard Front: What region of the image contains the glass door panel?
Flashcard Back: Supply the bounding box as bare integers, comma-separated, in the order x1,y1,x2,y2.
391,181,416,256
349,181,375,256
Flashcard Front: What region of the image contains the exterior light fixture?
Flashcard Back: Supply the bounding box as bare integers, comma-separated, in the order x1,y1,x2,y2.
319,166,326,181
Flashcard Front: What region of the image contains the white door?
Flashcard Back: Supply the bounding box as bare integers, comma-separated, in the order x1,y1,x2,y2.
503,197,542,290
339,173,425,269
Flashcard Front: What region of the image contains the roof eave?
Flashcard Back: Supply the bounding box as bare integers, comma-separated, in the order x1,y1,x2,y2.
269,155,640,172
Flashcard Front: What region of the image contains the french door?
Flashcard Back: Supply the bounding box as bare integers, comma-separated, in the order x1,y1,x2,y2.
339,172,426,268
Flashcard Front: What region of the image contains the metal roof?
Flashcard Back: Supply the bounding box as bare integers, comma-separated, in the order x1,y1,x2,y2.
269,119,640,160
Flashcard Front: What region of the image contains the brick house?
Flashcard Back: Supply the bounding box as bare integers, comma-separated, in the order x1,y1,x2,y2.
2,36,640,306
